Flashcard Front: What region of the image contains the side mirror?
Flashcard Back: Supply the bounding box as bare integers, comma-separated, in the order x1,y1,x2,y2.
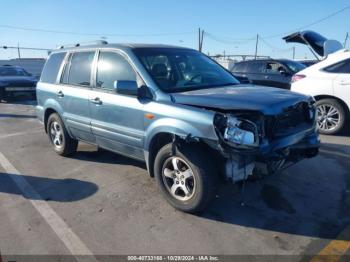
113,80,138,96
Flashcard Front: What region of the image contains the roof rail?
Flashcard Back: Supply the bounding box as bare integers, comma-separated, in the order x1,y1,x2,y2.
58,40,108,49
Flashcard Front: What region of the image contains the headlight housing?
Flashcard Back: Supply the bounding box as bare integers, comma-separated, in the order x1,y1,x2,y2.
215,114,259,148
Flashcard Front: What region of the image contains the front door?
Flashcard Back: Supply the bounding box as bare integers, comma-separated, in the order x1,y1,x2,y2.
262,61,290,89
333,59,350,113
89,51,145,160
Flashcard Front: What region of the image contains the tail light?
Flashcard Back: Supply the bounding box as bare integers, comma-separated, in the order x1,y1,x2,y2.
291,74,306,83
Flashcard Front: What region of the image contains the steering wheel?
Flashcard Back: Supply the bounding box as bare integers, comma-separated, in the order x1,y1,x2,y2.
188,74,202,83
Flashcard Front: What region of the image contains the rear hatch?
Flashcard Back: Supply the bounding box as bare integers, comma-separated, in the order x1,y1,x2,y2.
283,30,343,57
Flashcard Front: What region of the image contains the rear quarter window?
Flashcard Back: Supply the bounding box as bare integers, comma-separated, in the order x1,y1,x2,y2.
232,63,247,73
324,59,350,73
40,52,66,84
246,62,264,73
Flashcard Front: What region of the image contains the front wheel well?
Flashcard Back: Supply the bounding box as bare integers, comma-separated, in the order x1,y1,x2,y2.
147,132,220,177
44,108,58,133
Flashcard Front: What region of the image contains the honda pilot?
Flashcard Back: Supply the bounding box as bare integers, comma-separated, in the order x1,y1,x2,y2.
36,41,319,213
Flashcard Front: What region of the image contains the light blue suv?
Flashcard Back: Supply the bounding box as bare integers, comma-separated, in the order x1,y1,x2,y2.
37,41,319,213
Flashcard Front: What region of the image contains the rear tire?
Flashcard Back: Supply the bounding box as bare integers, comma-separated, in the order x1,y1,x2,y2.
316,99,347,135
154,143,217,213
0,90,7,102
47,113,78,156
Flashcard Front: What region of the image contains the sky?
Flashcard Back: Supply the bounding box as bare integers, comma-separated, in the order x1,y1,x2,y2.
0,0,350,60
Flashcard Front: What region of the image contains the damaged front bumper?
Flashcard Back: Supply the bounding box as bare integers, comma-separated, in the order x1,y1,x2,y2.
217,129,320,183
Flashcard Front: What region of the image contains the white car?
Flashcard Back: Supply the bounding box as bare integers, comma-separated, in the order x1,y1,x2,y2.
285,31,349,135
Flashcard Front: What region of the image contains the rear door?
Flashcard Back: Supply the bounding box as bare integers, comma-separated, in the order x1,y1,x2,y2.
261,61,290,89
59,50,96,142
89,50,145,160
329,59,350,109
245,61,265,85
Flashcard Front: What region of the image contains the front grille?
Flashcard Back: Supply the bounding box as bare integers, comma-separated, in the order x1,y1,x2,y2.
268,102,315,138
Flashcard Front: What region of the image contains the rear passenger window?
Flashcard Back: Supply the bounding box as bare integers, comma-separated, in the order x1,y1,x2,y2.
232,63,247,73
96,51,136,90
324,59,350,73
40,52,66,84
62,51,95,86
246,62,263,73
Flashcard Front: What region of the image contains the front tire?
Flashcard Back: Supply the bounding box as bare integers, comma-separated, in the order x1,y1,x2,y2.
316,99,347,135
154,143,217,213
47,113,78,156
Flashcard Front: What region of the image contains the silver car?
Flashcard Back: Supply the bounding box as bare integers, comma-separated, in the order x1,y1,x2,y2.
36,41,319,213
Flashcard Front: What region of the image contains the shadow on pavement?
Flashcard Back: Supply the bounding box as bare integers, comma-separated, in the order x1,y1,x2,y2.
0,113,37,119
0,94,37,106
0,173,98,202
73,148,147,170
199,141,350,240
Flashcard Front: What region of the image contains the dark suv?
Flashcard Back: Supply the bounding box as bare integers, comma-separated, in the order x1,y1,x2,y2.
231,59,306,89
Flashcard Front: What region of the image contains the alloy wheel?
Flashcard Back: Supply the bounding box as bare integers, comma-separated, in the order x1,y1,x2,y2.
317,104,340,132
162,157,196,201
50,121,63,148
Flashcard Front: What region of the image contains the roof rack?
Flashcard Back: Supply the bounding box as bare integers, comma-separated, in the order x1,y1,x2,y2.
58,40,108,49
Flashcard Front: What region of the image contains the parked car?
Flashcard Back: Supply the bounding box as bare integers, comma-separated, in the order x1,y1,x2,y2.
232,74,250,84
230,59,306,89
298,60,319,67
286,31,349,135
0,65,38,101
36,42,319,213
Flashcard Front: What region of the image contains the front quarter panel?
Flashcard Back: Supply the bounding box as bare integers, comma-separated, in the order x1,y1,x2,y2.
143,101,218,150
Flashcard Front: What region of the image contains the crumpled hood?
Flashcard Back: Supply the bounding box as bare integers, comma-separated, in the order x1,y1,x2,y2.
171,85,313,115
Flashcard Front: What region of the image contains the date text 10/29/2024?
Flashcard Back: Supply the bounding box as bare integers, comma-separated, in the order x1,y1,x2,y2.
127,256,219,261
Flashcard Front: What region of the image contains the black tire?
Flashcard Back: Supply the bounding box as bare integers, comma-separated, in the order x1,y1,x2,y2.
316,99,347,135
154,143,218,213
47,113,78,156
0,89,6,102
30,92,37,101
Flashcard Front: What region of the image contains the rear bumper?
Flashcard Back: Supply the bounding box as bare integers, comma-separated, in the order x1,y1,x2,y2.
4,87,36,92
36,105,44,123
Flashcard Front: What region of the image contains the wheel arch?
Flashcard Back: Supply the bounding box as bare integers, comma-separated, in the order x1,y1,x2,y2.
314,95,350,116
44,108,58,133
146,131,220,178
42,99,64,133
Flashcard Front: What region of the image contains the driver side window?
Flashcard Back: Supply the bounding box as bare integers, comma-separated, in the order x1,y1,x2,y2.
96,51,137,91
264,62,284,74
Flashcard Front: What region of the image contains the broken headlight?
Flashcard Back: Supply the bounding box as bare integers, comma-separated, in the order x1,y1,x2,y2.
215,114,259,147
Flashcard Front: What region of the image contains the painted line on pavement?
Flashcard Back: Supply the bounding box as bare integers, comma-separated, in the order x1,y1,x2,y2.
0,129,43,140
0,151,97,262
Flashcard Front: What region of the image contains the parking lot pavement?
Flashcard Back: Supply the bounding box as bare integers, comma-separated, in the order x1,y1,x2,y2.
0,99,349,258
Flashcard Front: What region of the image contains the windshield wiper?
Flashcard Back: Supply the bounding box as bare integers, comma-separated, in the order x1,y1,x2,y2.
170,82,239,93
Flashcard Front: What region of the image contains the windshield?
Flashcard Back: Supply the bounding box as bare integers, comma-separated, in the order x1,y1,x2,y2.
0,67,31,76
283,60,306,73
133,48,239,92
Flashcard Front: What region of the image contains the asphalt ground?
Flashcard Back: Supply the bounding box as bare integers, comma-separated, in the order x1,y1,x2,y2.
0,96,349,261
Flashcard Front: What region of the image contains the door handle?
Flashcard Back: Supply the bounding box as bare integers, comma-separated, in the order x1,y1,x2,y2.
90,97,102,105
57,90,64,98
340,81,350,86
